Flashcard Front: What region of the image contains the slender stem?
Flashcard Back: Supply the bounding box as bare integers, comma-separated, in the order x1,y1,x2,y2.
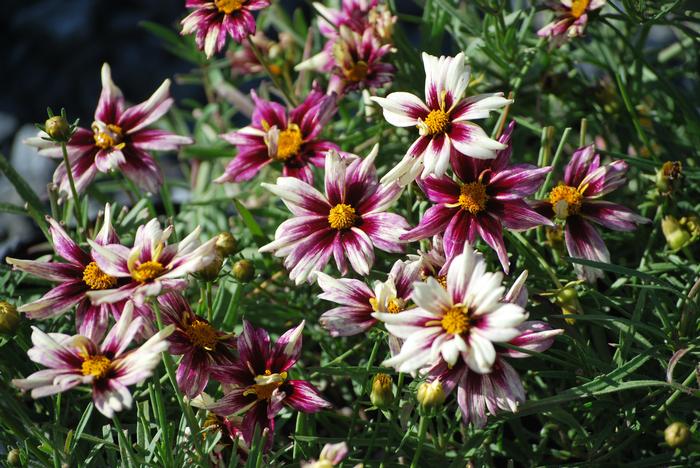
410,415,429,468
53,393,62,468
579,118,588,147
112,415,138,468
60,141,83,231
246,35,298,106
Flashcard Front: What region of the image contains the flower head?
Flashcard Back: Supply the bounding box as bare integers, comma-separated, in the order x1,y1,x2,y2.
400,122,553,272
375,244,528,374
6,205,154,342
25,64,192,198
12,301,173,417
533,145,649,282
209,321,331,444
301,441,350,468
371,52,512,185
259,147,409,284
87,218,219,305
537,0,606,41
158,293,236,398
181,0,271,58
216,84,338,184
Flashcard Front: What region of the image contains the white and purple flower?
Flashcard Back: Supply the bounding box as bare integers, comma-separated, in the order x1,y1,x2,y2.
375,244,528,374
87,218,219,305
259,147,409,284
371,52,512,184
216,84,338,185
12,301,173,418
26,64,192,198
537,0,606,41
401,122,553,272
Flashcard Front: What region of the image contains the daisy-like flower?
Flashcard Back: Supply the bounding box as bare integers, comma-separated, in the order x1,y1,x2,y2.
426,273,563,426
26,64,192,198
315,0,396,44
537,0,606,41
157,293,236,398
259,147,408,284
12,301,173,418
208,321,331,444
400,122,553,273
370,52,512,185
406,235,448,283
87,218,219,305
215,84,338,184
180,0,271,58
533,145,649,282
375,243,528,374
316,259,419,339
5,205,153,342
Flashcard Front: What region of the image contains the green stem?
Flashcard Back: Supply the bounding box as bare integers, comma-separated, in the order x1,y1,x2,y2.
246,35,297,106
60,141,83,232
410,415,429,468
112,415,138,468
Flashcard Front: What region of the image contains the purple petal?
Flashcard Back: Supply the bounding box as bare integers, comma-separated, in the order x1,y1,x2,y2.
581,200,649,231
492,199,554,230
564,145,599,187
47,217,90,266
475,215,509,273
417,176,460,203
360,212,408,253
284,380,332,412
505,321,564,358
565,216,610,283
400,205,455,243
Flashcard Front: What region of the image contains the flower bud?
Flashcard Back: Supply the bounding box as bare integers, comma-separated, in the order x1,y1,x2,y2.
370,373,394,409
680,215,700,237
215,232,238,256
199,253,224,281
662,216,690,251
0,301,20,335
554,287,580,325
45,116,71,141
6,448,20,466
664,421,690,448
416,380,445,409
656,161,682,195
232,259,255,283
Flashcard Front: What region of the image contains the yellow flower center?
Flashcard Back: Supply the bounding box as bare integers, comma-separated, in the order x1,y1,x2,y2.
92,123,124,150
81,354,112,380
570,0,589,18
82,261,117,290
343,60,369,82
274,124,303,161
423,109,450,135
185,319,219,351
328,203,357,230
458,182,488,214
243,369,288,400
215,0,244,14
369,297,404,314
131,260,165,283
437,275,448,289
441,305,472,335
548,184,584,219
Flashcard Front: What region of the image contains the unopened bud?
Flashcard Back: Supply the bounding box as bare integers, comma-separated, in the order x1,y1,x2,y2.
662,216,690,250
215,232,238,256
45,116,71,141
664,421,690,448
6,448,20,466
681,215,700,237
232,259,255,283
199,253,224,281
656,161,682,194
370,373,394,409
416,380,445,409
0,301,20,334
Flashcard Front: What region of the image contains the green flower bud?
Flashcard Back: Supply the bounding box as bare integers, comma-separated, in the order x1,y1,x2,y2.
664,422,690,448
662,216,691,251
6,448,20,466
656,161,682,195
45,116,71,141
199,253,224,281
0,301,20,335
416,380,445,409
215,232,238,256
370,373,394,409
232,259,255,283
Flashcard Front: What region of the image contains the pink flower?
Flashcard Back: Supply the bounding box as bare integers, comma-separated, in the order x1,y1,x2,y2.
12,301,173,418
537,0,606,41
181,0,271,58
371,52,512,185
400,122,553,273
315,0,379,38
316,259,420,340
209,321,331,445
26,64,192,198
87,218,219,305
302,441,350,467
216,84,338,184
157,293,236,398
259,147,409,284
375,244,528,374
533,145,649,282
5,205,154,342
